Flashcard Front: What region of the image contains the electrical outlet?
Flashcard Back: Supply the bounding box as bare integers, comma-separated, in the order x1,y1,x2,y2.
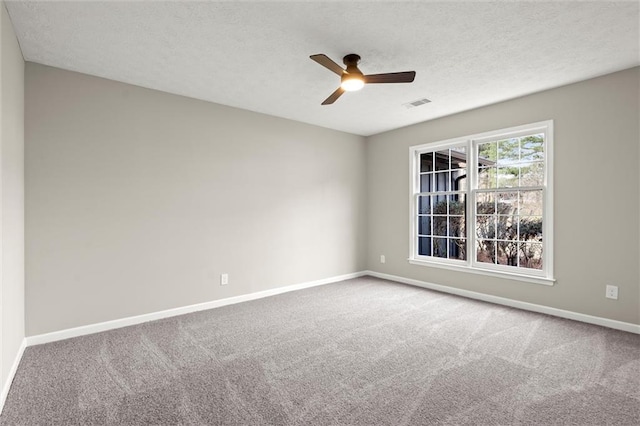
220,273,229,286
605,285,618,300
380,255,386,264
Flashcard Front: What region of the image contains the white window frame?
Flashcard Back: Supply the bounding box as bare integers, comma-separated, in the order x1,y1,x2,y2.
409,120,554,286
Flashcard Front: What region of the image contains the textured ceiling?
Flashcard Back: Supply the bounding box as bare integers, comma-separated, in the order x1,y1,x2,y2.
5,0,640,136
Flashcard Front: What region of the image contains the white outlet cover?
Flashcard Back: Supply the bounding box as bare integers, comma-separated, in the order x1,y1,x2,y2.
605,285,618,299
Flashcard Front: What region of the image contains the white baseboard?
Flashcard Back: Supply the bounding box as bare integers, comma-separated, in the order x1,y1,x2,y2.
26,271,367,346
365,270,640,334
0,337,27,415
24,268,640,348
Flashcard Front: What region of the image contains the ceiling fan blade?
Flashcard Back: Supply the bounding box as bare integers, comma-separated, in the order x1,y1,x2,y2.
310,54,344,76
321,87,345,105
364,71,416,84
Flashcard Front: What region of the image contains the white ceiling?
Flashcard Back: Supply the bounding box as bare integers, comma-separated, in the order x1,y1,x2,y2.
5,0,639,136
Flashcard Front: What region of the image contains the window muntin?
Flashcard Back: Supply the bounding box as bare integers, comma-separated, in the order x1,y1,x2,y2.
410,121,553,282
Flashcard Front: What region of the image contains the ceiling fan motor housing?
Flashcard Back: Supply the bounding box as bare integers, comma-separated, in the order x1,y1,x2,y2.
343,54,363,75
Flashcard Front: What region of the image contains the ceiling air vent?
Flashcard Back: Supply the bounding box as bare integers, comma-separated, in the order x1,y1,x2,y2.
403,98,431,109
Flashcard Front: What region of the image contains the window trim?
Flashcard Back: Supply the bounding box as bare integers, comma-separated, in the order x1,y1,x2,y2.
409,120,554,285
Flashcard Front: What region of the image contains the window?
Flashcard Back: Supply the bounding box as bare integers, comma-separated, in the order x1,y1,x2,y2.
409,121,554,285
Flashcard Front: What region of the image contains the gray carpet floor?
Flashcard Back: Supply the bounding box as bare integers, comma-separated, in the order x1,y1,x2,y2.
1,277,639,425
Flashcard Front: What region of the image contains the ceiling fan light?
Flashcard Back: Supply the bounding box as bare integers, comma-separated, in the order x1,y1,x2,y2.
341,75,364,91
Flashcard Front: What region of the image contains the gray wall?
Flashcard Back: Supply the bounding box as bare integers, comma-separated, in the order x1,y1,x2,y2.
1,2,25,389
25,63,366,335
367,67,640,325
23,61,640,336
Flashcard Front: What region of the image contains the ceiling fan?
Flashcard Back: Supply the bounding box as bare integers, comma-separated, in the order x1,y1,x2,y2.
310,53,416,105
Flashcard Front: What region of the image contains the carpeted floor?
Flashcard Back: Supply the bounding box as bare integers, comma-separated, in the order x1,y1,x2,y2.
1,277,639,425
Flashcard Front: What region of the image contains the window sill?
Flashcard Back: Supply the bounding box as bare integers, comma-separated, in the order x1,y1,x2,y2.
408,258,555,286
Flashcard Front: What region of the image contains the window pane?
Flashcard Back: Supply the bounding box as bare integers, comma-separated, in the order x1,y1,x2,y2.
433,238,447,258
448,194,465,215
518,216,542,242
451,147,467,170
476,193,495,214
496,217,516,240
420,152,433,172
418,196,431,214
497,192,518,215
432,196,447,214
519,162,544,187
476,240,495,264
455,172,468,193
498,138,519,165
478,141,497,162
433,216,447,236
418,237,431,256
497,167,518,188
450,239,467,260
418,216,431,235
435,150,450,171
451,169,467,191
476,215,496,239
478,167,497,189
449,216,465,238
451,161,466,171
497,240,519,266
432,171,450,192
519,242,543,269
519,190,543,216
520,135,544,161
420,173,434,192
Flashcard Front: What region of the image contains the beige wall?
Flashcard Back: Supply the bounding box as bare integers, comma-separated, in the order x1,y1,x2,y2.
25,63,366,335
366,67,640,325
1,2,25,389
